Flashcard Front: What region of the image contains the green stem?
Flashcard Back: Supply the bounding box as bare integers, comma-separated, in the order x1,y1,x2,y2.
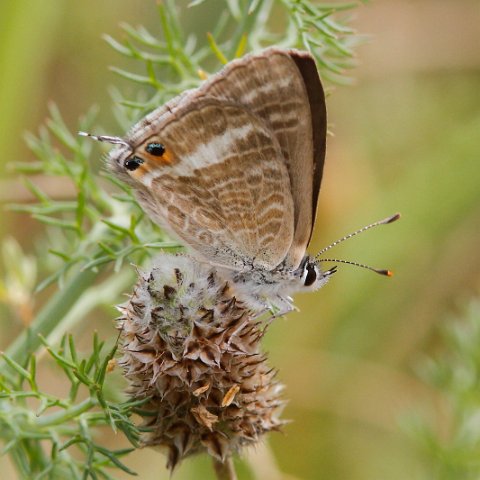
45,267,133,347
23,438,49,473
36,397,97,428
5,267,98,366
10,446,31,478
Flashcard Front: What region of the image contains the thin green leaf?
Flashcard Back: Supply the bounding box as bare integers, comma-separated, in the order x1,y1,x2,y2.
1,353,32,381
109,67,156,86
32,214,78,231
94,445,137,475
206,32,228,64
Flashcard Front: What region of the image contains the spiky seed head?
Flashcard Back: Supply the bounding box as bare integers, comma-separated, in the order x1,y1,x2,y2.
117,253,285,471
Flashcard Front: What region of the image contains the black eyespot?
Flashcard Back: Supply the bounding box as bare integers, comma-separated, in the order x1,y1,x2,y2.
124,156,144,171
145,142,165,156
304,263,317,287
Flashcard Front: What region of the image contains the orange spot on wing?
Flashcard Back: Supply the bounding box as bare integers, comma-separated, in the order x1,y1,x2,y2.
161,150,174,164
145,148,174,166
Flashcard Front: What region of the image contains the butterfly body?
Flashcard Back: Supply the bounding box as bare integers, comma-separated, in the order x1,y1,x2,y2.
221,256,333,312
106,48,329,311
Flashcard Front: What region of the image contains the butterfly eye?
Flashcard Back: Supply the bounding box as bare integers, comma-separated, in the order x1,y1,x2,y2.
124,156,144,171
145,142,166,156
303,263,318,287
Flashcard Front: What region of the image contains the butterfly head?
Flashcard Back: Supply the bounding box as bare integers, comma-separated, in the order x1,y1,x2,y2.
119,140,175,184
79,132,174,185
297,256,336,291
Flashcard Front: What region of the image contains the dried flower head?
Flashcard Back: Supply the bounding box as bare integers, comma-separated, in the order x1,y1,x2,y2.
117,253,285,471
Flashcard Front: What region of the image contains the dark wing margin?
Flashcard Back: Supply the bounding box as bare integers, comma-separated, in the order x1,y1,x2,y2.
290,51,327,239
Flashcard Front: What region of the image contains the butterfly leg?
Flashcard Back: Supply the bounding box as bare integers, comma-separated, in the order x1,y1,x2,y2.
266,296,298,319
250,295,298,319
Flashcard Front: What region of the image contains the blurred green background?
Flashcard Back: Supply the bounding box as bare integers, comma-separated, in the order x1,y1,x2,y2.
1,0,479,479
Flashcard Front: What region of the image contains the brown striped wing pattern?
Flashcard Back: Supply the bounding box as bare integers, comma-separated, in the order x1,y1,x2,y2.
109,48,326,272
196,49,326,268
134,99,294,270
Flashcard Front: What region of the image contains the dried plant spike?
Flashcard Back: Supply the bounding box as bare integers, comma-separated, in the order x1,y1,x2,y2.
193,384,210,396
222,385,241,407
117,253,285,472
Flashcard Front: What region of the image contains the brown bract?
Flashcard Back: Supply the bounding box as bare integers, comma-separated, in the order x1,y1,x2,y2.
117,253,286,471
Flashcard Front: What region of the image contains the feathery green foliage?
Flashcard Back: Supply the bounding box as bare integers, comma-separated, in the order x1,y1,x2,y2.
2,0,367,477
405,299,480,480
0,333,143,479
3,0,363,367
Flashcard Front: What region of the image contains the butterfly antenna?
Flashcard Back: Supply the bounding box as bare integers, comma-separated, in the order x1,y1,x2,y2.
78,131,133,150
317,258,393,277
315,213,400,258
315,213,400,277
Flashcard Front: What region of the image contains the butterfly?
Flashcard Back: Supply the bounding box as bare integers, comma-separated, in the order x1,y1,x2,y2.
81,48,398,312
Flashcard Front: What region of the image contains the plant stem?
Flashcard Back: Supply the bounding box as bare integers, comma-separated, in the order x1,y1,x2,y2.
4,267,98,366
44,268,134,347
212,457,237,480
36,397,97,428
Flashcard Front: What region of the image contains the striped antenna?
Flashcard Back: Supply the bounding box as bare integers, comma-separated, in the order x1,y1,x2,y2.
315,213,400,277
78,131,133,150
315,213,400,259
317,258,393,277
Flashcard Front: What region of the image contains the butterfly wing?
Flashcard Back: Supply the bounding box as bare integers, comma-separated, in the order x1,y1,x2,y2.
109,48,326,271
111,98,295,271
196,48,327,269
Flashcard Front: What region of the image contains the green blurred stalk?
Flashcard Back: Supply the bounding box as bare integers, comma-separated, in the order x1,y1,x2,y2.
4,267,98,365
